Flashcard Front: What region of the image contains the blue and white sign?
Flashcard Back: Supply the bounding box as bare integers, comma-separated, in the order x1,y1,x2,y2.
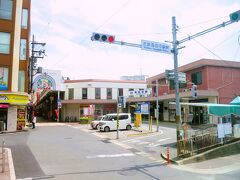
135,102,150,114
128,89,151,97
141,40,171,54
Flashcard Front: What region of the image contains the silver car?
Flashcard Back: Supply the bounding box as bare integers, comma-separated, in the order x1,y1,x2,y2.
91,115,105,129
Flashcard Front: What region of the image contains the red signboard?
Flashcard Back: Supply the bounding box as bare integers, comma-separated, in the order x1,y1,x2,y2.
0,104,9,108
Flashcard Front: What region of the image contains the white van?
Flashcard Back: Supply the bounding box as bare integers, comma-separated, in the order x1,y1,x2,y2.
99,113,132,132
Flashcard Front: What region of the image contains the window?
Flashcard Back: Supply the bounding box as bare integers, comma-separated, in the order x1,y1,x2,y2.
68,88,74,100
21,9,28,29
191,71,202,85
20,39,26,60
0,67,8,90
0,0,13,20
118,88,123,97
18,70,25,92
0,32,10,54
95,88,101,99
82,88,87,99
107,88,112,99
169,80,186,90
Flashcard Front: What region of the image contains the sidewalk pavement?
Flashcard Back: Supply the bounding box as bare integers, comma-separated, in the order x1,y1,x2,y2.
0,148,16,180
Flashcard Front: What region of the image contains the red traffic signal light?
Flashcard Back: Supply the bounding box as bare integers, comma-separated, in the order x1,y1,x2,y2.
91,33,115,43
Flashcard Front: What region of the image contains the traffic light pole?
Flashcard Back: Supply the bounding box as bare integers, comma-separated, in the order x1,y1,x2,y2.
172,17,182,156
171,14,238,157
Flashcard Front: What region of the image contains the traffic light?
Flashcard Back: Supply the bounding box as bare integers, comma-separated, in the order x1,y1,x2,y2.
191,84,197,99
230,10,240,22
91,33,115,43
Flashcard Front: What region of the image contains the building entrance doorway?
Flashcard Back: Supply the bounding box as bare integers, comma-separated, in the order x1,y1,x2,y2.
0,109,8,131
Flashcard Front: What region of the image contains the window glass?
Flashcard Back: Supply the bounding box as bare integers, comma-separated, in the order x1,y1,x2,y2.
0,0,13,20
169,80,186,90
20,39,26,60
107,88,112,99
118,88,123,97
68,88,74,99
0,32,10,54
18,70,25,92
191,71,202,85
82,88,87,99
95,88,101,99
21,9,28,29
0,67,8,90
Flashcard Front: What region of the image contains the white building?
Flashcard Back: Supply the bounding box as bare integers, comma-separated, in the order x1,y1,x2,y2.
61,79,147,121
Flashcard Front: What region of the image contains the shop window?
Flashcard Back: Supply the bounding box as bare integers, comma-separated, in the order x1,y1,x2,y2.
0,32,10,54
107,88,112,99
20,39,26,60
0,0,13,20
21,9,28,29
68,88,74,99
82,88,87,99
95,88,101,99
191,71,202,85
18,70,25,92
0,67,8,90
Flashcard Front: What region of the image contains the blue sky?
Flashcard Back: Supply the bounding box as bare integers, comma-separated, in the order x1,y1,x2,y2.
31,0,240,80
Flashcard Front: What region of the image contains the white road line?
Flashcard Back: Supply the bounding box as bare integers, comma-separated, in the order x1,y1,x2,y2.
138,141,150,145
122,130,163,143
157,137,171,142
86,153,135,159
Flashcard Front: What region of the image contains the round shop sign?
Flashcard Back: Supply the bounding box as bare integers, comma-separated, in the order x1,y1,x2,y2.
33,74,56,90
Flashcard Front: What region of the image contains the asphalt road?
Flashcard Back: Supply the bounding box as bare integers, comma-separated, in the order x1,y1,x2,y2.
0,124,239,180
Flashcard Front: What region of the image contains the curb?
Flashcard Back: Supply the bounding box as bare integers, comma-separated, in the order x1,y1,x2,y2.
6,148,16,180
160,152,179,165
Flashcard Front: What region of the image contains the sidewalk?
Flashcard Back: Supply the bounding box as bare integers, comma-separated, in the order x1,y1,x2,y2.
0,148,16,180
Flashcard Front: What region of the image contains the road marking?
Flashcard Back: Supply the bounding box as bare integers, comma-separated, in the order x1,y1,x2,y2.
157,137,171,142
122,130,163,143
86,153,134,159
138,141,150,145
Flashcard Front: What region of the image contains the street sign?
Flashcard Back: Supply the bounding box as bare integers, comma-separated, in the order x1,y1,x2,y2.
141,40,171,54
135,102,150,114
165,69,186,83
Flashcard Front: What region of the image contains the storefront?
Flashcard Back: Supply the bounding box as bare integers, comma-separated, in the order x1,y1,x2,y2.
0,92,29,131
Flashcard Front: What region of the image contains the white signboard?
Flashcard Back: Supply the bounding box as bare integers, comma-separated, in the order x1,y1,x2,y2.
141,40,171,54
128,89,151,97
217,123,224,138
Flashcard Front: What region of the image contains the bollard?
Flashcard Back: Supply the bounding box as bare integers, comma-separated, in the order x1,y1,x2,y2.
166,147,170,165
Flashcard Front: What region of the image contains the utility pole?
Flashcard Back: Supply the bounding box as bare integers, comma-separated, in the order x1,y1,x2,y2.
156,79,159,132
29,35,46,93
171,10,240,156
28,35,46,122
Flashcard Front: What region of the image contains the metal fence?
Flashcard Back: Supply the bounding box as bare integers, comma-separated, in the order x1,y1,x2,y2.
178,126,235,157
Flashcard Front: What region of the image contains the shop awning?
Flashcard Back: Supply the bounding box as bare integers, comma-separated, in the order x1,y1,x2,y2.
169,102,240,117
230,96,240,105
0,104,9,108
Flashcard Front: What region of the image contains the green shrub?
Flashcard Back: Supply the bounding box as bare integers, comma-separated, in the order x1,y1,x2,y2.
79,116,94,124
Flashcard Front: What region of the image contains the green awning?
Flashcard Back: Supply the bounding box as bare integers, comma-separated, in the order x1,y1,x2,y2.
208,104,240,116
169,102,240,117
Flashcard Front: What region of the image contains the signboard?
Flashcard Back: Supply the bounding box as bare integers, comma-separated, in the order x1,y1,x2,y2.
165,69,186,83
141,40,171,54
0,67,8,90
0,94,29,105
128,89,151,97
17,106,26,130
135,102,150,114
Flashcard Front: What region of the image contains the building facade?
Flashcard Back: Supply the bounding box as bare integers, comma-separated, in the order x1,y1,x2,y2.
128,59,240,124
61,79,147,121
0,0,30,131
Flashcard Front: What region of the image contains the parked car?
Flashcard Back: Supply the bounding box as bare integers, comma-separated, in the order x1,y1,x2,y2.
99,113,132,132
91,115,105,129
